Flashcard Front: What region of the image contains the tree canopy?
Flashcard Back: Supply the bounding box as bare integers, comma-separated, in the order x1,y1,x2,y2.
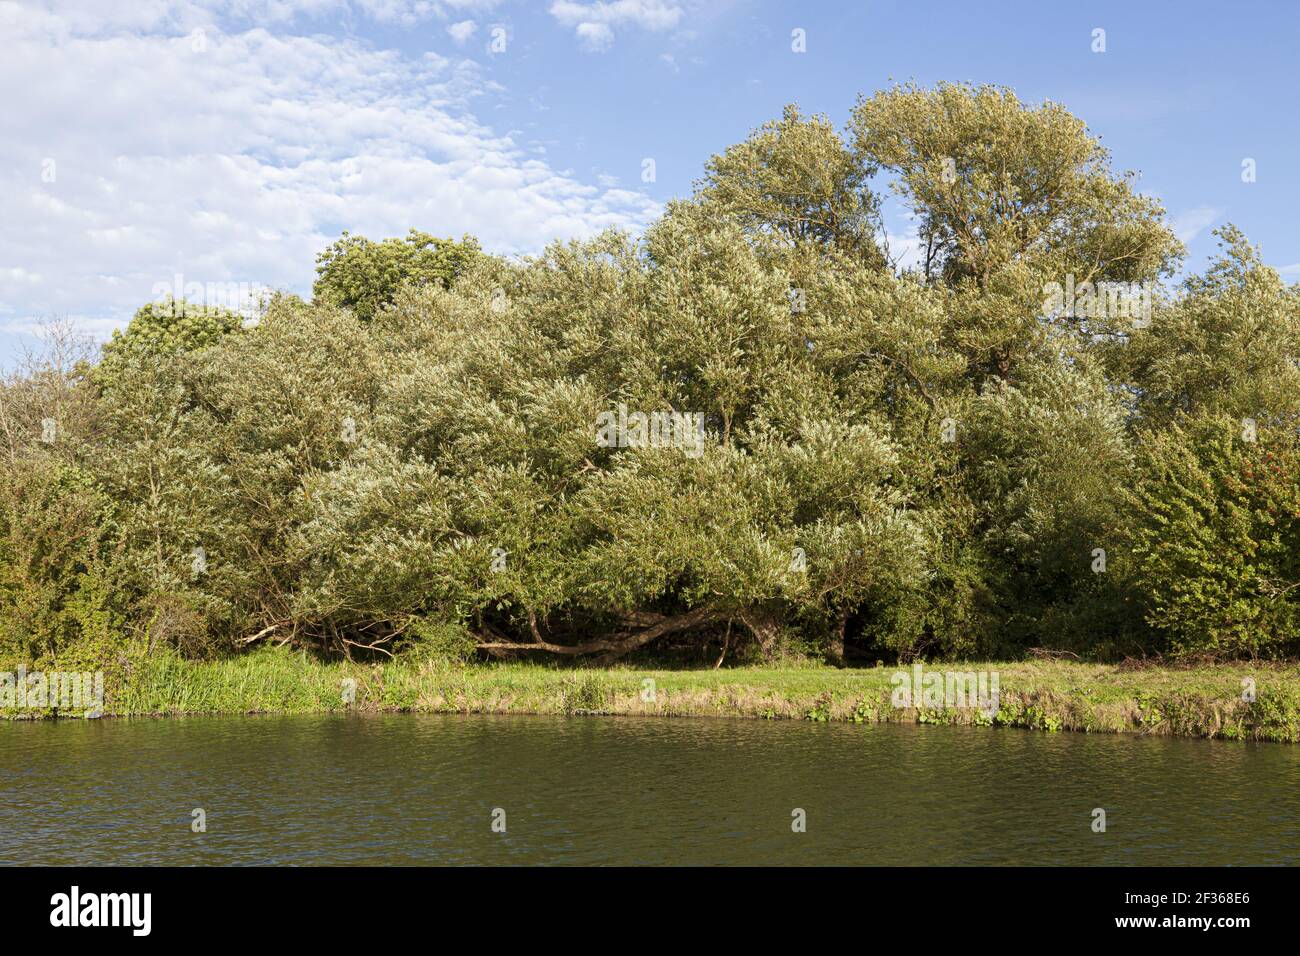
312,229,482,321
3,83,1298,672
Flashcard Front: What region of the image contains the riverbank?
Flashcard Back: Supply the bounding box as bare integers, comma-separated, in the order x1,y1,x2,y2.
8,647,1299,742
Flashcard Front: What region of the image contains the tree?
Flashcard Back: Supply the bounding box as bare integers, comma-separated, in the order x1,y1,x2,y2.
1111,225,1300,428
0,324,119,669
312,229,482,321
851,82,1182,381
851,81,1180,289
696,104,888,271
957,351,1137,653
1127,417,1300,659
95,298,243,393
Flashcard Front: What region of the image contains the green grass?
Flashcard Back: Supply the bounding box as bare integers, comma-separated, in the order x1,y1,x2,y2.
27,646,1295,743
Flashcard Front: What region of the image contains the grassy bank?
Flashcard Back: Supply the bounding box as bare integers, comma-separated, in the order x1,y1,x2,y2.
9,647,1298,742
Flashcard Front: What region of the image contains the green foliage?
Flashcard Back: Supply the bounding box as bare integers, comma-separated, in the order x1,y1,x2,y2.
95,298,243,392
401,618,478,665
313,229,482,321
0,457,119,666
959,353,1135,646
0,325,125,671
2,84,1298,668
850,81,1181,290
851,81,1182,383
1127,416,1300,658
698,103,888,270
1109,226,1300,427
805,692,833,721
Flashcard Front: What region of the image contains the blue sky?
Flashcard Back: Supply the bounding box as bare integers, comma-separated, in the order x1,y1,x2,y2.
3,0,1299,364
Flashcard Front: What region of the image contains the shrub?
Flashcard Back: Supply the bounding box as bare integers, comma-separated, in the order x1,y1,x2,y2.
1127,416,1300,658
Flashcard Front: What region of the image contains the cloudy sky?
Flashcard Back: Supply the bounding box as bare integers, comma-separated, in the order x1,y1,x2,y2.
3,0,1299,362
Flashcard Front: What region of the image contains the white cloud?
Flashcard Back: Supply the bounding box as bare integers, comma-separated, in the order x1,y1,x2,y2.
1170,206,1224,245
4,0,497,33
574,21,614,51
0,0,660,344
548,0,683,50
447,19,477,44
224,1,504,27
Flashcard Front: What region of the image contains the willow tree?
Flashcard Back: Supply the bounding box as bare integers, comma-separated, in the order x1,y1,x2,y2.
851,81,1182,382
284,204,936,662
697,104,889,271
1111,225,1300,428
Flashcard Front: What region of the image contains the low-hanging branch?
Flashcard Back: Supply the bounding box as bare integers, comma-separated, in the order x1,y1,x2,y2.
475,607,720,659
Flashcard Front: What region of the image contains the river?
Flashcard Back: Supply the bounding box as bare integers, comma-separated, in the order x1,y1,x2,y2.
3,715,1296,865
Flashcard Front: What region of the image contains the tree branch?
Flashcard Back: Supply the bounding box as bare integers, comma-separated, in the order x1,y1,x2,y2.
476,607,719,659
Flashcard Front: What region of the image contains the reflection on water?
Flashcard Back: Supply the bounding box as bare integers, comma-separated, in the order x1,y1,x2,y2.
2,715,1296,865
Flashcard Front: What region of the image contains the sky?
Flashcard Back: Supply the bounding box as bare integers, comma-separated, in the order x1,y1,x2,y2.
3,0,1299,363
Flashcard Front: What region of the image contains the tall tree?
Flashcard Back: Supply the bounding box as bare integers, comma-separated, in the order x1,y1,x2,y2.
851,82,1182,381
696,104,888,271
313,229,482,321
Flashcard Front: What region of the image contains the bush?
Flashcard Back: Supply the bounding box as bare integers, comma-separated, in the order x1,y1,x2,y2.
400,619,478,666
1127,416,1300,659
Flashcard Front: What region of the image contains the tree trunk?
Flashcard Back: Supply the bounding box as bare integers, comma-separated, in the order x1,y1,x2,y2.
826,611,847,667
738,607,783,662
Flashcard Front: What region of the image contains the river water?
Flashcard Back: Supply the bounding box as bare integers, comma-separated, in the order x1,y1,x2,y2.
3,715,1296,865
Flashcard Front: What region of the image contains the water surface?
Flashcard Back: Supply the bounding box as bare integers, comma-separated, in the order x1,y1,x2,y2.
2,715,1296,865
